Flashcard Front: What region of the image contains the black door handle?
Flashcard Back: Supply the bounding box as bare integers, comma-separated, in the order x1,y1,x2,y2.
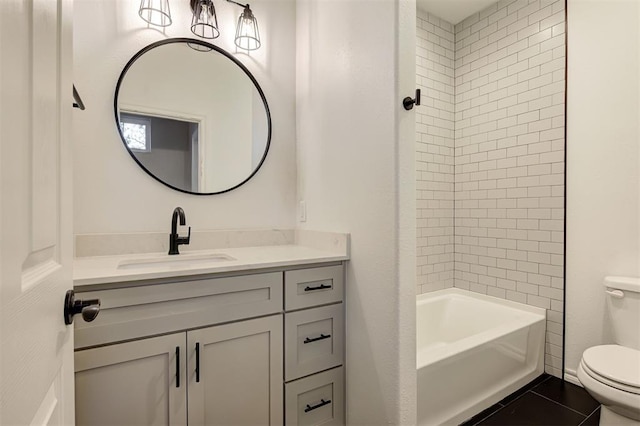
63,290,100,325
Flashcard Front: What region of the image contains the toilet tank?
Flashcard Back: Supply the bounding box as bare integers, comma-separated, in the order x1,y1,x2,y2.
604,276,640,350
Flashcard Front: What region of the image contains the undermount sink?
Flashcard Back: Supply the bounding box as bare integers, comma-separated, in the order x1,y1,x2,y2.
117,253,236,270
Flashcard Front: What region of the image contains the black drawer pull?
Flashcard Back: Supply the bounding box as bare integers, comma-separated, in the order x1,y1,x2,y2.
304,283,331,292
195,342,200,383
304,399,332,413
175,346,180,388
304,334,331,344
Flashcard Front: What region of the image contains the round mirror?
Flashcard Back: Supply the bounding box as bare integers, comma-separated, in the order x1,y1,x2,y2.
114,38,271,195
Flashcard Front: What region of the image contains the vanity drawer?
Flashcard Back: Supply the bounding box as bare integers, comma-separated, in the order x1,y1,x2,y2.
285,304,344,381
285,367,344,426
74,272,282,349
284,265,344,311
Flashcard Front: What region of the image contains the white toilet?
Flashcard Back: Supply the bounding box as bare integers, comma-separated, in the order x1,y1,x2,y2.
577,276,640,425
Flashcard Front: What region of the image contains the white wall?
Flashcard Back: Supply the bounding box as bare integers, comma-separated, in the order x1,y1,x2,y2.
73,0,296,234
296,0,416,423
565,0,640,379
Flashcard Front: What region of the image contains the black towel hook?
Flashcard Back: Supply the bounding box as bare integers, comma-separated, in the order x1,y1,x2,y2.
73,85,85,110
403,89,421,110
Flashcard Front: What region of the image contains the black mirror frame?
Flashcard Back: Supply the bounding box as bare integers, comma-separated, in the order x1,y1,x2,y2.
114,37,272,196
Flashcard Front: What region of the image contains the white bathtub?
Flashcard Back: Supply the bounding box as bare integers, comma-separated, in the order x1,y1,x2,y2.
417,288,546,426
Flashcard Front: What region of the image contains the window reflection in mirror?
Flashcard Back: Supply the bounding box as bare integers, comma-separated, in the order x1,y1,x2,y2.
120,114,152,152
120,112,200,191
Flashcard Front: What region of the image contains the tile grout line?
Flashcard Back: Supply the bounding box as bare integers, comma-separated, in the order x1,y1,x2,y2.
529,390,590,418
464,375,552,426
467,403,505,426
576,405,601,426
500,377,549,402
471,397,525,425
498,375,553,407
472,376,553,425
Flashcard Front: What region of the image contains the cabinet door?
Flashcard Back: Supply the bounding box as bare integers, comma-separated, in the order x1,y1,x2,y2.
188,315,283,426
74,333,187,426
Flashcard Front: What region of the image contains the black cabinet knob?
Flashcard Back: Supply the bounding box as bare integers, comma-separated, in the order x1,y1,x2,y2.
64,290,101,325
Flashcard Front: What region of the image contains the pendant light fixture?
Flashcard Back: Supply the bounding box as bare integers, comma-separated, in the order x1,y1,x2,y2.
137,0,262,51
190,0,220,39
232,3,261,51
138,0,172,27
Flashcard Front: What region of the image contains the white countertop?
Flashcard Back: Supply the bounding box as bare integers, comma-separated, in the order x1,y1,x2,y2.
73,244,349,287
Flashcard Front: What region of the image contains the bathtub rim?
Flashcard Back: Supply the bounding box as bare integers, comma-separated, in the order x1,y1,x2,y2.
416,288,546,369
417,287,547,316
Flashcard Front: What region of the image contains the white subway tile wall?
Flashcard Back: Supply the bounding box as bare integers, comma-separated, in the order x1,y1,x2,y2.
416,11,456,293
416,0,565,377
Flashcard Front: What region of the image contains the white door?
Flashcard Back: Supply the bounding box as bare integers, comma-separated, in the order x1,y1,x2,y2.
0,0,75,425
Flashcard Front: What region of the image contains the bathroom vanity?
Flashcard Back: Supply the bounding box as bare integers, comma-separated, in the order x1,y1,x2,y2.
72,233,348,426
69,32,349,424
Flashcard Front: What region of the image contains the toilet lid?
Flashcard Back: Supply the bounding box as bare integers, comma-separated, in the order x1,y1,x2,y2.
583,345,640,389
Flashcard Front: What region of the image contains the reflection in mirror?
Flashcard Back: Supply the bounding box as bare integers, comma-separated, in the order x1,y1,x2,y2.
120,112,200,191
115,38,270,194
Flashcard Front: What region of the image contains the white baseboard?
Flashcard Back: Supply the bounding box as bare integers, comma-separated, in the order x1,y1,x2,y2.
564,369,583,387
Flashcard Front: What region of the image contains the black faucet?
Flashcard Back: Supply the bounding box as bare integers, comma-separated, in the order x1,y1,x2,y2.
169,207,191,255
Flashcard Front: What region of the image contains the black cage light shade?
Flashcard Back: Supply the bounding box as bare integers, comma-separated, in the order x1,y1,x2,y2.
139,0,172,27
190,0,220,39
137,0,262,51
234,5,261,51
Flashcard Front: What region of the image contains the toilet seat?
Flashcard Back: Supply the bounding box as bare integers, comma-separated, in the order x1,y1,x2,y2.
582,345,640,395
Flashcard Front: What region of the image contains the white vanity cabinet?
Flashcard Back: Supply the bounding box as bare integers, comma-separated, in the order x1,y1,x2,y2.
73,262,345,426
75,333,187,426
75,316,282,426
283,265,345,426
186,315,283,425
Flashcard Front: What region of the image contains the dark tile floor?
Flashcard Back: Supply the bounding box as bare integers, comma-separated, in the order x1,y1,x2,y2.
460,374,602,426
